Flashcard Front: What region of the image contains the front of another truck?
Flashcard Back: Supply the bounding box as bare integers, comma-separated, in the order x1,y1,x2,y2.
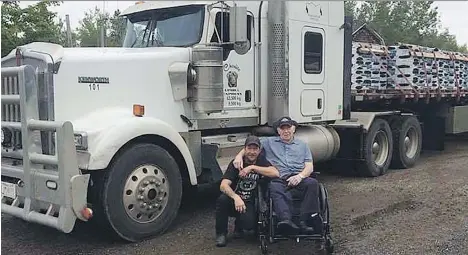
1,1,247,241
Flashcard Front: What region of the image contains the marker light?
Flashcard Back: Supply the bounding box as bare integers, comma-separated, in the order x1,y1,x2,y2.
133,104,145,117
81,207,93,220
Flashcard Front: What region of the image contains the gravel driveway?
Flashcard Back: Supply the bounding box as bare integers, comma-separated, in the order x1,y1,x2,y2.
2,135,468,255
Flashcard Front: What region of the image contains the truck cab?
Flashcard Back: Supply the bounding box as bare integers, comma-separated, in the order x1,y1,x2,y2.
117,1,346,127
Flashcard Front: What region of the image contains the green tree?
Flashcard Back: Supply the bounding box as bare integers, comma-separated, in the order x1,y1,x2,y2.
107,9,126,47
75,7,125,47
57,16,79,47
75,6,109,47
1,1,71,57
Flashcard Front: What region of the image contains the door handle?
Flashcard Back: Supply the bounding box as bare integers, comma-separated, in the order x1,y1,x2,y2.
317,98,322,109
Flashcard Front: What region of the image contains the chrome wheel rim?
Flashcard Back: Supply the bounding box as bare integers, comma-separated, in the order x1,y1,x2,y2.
404,127,418,158
123,164,169,223
372,130,389,166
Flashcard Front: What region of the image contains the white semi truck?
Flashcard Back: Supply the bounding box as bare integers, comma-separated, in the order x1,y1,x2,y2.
2,1,467,242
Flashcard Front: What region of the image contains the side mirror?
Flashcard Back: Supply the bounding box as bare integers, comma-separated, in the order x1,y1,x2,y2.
229,4,247,43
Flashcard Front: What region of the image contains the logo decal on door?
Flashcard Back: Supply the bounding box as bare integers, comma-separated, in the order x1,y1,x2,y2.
227,71,239,88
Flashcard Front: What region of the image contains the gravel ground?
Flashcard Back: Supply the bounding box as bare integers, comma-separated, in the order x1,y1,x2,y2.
2,135,468,255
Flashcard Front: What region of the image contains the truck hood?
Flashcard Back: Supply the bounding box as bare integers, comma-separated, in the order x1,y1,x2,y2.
60,46,190,61
51,43,192,132
3,42,190,64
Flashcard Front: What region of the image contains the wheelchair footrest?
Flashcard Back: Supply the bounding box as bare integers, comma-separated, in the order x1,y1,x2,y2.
272,234,325,243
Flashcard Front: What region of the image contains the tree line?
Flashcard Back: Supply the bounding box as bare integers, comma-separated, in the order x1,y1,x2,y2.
1,1,125,56
345,1,467,52
1,1,467,57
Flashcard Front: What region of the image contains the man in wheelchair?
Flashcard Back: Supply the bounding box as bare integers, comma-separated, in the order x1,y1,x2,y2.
233,116,323,236
215,136,280,247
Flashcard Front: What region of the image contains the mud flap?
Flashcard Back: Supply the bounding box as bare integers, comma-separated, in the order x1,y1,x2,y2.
200,144,223,183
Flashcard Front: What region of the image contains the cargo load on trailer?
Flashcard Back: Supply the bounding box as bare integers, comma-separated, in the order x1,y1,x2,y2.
350,41,468,104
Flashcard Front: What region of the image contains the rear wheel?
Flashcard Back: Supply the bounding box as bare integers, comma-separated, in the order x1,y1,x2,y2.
92,143,183,242
389,116,422,169
359,118,393,177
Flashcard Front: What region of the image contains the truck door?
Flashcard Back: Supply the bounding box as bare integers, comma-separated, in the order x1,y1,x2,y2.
210,11,256,110
300,26,325,117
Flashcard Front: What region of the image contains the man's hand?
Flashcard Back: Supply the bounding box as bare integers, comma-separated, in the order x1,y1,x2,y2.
239,165,254,178
233,155,244,170
287,173,304,187
234,195,246,213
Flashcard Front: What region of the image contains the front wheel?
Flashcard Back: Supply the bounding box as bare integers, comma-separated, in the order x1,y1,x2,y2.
93,143,183,242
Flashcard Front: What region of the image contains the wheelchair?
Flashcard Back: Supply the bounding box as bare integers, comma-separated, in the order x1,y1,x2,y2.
256,172,334,254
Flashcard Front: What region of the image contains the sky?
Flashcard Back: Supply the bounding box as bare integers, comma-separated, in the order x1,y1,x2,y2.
16,1,468,47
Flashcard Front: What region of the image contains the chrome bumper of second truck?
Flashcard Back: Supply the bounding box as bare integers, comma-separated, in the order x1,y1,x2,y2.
1,65,91,233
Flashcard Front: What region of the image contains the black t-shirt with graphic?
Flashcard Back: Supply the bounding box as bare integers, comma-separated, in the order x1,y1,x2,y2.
223,154,272,201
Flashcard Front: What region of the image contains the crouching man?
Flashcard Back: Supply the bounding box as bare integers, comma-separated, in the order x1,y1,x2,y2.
215,136,279,247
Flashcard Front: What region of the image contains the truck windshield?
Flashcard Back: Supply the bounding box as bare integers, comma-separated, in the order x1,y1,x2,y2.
122,5,205,48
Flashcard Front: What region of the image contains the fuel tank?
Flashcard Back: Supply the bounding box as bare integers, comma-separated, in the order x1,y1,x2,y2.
294,125,341,163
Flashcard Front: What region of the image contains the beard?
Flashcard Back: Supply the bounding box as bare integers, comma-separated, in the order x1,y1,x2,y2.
245,154,257,163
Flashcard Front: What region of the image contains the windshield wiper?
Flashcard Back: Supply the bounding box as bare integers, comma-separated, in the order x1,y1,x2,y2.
130,21,151,48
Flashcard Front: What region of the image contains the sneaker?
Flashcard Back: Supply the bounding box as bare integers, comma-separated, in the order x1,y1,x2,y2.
310,214,324,234
216,234,227,247
299,221,315,235
277,219,300,235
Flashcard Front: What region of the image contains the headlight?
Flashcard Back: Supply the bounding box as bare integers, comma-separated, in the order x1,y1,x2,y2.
74,132,88,150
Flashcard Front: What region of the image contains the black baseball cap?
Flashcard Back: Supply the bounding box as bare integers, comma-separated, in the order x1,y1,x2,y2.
276,116,297,128
244,135,261,147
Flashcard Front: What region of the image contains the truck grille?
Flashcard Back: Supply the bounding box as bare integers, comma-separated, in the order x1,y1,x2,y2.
1,75,22,151
2,49,57,157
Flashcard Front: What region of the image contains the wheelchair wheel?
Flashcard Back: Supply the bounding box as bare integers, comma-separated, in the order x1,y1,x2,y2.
260,236,268,254
325,236,334,254
319,183,329,222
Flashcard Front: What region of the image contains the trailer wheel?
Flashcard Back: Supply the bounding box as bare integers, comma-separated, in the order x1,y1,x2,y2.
93,143,183,242
360,118,393,177
390,116,422,169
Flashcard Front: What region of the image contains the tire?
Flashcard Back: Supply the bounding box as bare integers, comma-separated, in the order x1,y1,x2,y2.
93,143,183,242
389,116,422,169
260,236,268,254
325,236,334,254
359,118,393,177
318,184,328,224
